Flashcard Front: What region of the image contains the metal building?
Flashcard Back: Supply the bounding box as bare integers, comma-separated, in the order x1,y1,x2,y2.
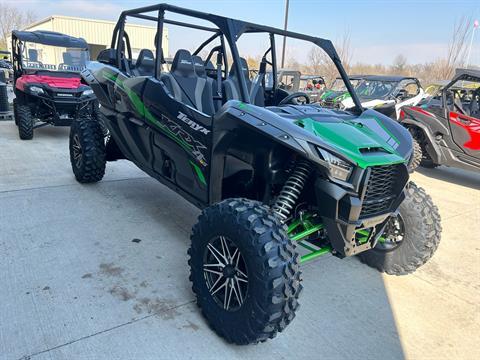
9,15,168,60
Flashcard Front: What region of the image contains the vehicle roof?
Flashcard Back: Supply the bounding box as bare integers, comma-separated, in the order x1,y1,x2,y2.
300,75,324,80
362,75,418,82
454,68,480,81
335,75,365,80
12,30,88,49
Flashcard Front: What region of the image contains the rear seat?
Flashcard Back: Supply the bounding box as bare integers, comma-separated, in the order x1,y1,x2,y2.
192,55,221,111
160,49,215,116
133,49,155,76
223,57,264,106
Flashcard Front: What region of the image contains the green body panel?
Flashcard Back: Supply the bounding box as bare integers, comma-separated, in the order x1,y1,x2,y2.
320,90,351,103
296,117,406,168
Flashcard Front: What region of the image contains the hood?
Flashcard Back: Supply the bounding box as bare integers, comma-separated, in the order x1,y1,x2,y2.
232,102,411,169
15,74,83,91
295,115,406,168
341,97,394,110
320,90,351,103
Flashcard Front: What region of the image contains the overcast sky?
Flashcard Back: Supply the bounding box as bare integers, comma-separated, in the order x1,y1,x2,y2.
5,0,480,66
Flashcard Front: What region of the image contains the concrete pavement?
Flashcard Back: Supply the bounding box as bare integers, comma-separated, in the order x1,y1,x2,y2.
0,122,478,359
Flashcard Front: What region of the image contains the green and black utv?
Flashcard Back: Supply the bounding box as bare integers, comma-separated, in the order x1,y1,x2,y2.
69,4,442,345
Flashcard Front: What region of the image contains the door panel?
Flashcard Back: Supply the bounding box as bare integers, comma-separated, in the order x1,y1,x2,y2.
112,76,153,170
449,111,480,158
142,77,212,203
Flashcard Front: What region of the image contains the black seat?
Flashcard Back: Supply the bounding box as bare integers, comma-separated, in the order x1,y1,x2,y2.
193,55,222,111
223,57,264,106
161,49,215,115
134,49,155,76
62,52,74,65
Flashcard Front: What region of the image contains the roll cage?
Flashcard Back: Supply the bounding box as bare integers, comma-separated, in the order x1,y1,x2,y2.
109,3,363,113
439,68,480,115
11,30,89,82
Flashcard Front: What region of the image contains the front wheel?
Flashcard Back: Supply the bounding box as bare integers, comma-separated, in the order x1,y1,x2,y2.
409,137,422,171
188,199,302,344
69,116,106,183
359,182,441,275
16,103,34,140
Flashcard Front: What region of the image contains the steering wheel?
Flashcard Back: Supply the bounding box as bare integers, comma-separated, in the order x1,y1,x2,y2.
278,92,311,106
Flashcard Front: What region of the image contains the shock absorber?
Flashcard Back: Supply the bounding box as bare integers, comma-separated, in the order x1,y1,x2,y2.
272,159,312,222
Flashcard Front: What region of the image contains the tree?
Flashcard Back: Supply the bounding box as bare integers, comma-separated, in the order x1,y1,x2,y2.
0,2,36,49
439,16,472,79
306,29,353,84
392,54,408,74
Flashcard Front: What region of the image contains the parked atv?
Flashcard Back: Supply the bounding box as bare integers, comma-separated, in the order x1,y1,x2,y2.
341,75,428,120
319,75,364,107
70,4,442,345
11,30,97,140
400,68,480,172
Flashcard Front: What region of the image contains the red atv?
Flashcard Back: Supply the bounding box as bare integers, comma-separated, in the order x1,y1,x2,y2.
12,30,97,140
400,69,480,172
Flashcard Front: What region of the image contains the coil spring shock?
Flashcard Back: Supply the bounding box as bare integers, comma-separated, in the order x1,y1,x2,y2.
272,159,312,222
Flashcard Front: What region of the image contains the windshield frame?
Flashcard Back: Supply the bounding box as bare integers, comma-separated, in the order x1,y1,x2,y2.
19,41,89,73
355,79,400,100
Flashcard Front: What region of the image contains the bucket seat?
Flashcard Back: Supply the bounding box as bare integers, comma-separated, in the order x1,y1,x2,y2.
223,58,264,106
161,49,215,115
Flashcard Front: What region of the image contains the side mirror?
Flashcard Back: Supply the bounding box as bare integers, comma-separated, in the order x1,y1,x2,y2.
97,49,117,65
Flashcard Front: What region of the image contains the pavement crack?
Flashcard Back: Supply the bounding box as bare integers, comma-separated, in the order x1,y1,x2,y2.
19,299,195,360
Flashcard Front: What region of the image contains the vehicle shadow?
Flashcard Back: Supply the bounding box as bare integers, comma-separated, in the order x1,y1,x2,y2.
417,166,480,190
88,176,406,359
33,125,70,139
0,158,405,359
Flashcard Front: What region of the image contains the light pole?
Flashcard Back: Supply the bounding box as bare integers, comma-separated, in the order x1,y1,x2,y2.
466,19,478,69
281,0,290,68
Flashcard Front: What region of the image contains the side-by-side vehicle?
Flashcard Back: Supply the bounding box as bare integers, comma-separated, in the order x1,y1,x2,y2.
400,69,480,171
69,3,442,344
12,30,97,139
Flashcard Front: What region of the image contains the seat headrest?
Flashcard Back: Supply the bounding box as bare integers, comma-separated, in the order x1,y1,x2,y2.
63,52,73,65
205,60,216,77
171,49,195,76
28,49,39,62
229,58,249,78
136,49,155,69
192,55,206,77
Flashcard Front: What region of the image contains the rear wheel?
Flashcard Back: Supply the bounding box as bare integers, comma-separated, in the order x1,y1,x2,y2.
359,182,441,275
189,198,302,344
16,103,34,140
69,115,106,183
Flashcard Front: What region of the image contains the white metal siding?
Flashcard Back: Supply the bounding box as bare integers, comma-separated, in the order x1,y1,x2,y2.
24,16,168,57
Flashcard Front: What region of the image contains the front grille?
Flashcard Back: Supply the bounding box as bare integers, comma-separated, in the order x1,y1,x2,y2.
360,164,401,219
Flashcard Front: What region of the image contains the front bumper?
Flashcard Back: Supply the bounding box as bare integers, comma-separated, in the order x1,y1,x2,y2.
314,164,408,257
34,95,95,125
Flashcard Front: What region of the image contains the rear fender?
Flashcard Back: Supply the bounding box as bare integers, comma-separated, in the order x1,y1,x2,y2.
402,117,442,164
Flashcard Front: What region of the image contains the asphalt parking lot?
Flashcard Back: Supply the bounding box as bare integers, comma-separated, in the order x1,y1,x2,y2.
0,122,479,360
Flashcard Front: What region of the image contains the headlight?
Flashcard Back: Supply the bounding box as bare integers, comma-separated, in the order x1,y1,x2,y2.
29,86,44,94
82,89,94,96
317,148,353,182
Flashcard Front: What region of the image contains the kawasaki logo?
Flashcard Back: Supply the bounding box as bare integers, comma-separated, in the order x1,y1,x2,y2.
177,112,210,135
